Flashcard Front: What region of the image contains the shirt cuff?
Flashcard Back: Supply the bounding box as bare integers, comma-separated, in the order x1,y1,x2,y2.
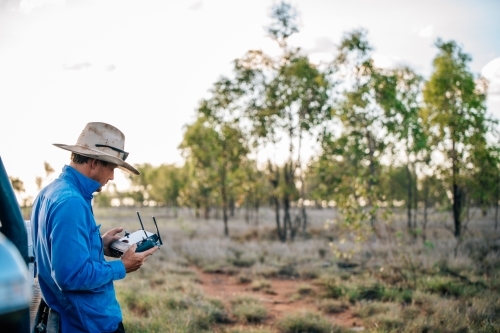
109,259,126,280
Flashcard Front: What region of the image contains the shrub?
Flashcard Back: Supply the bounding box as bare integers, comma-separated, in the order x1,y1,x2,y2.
357,283,385,301
277,312,341,333
353,301,390,318
423,277,467,297
278,264,298,278
230,296,268,324
297,264,321,279
364,313,404,332
317,299,349,314
382,288,413,304
297,284,315,296
251,279,272,292
322,280,344,299
236,272,253,284
231,257,257,268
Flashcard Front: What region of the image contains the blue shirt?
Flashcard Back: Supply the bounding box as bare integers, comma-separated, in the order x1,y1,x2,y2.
31,165,126,333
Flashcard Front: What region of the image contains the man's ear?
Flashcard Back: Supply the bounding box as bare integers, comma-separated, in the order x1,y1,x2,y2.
89,158,100,170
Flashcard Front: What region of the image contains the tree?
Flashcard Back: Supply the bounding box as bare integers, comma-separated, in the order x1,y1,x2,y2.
179,114,249,237
147,164,187,217
374,66,427,234
125,163,156,205
233,1,331,241
423,39,492,238
327,29,386,231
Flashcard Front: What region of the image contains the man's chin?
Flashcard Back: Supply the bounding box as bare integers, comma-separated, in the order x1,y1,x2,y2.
95,187,103,193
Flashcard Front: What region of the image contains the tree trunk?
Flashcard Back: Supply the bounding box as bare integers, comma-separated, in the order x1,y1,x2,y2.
270,164,285,242
221,167,229,237
229,197,235,217
245,200,250,224
367,131,377,228
297,129,308,237
254,202,260,226
496,171,499,230
284,196,292,240
422,183,429,243
273,196,284,241
452,141,462,238
406,164,413,232
195,202,200,218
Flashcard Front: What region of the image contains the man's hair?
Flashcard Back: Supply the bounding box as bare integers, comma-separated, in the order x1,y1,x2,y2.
71,153,108,166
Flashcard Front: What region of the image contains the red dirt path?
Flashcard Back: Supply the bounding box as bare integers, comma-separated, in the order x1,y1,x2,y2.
195,268,363,331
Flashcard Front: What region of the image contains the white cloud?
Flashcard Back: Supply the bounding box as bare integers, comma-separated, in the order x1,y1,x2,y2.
372,53,402,69
412,25,433,38
482,57,500,98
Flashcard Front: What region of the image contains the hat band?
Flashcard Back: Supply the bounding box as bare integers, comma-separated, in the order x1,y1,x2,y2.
95,144,129,161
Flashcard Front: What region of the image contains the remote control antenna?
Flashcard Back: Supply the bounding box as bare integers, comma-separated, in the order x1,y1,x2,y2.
152,216,163,245
136,211,148,238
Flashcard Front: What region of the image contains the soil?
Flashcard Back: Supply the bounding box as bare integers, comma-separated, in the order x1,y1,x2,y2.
195,268,364,331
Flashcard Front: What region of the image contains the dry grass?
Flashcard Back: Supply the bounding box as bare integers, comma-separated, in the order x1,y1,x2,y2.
94,206,500,332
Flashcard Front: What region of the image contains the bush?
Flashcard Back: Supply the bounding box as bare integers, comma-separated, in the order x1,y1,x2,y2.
277,312,337,333
353,301,390,318
322,280,344,299
297,284,315,296
251,279,272,292
317,299,349,314
424,277,467,297
357,283,385,301
230,296,268,324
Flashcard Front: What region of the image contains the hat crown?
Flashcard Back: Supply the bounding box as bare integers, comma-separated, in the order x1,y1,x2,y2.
77,122,125,157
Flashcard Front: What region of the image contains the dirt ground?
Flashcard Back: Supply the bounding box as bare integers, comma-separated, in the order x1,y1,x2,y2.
195,268,364,331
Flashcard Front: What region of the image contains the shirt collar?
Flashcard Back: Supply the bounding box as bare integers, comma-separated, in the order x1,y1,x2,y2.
61,165,102,199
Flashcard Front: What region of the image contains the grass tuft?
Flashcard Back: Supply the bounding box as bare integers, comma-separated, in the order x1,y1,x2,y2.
230,296,268,324
277,311,342,333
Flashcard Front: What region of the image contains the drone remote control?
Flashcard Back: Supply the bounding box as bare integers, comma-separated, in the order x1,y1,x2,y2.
109,211,163,257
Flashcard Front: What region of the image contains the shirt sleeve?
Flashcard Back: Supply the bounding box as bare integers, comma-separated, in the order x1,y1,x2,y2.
48,197,126,291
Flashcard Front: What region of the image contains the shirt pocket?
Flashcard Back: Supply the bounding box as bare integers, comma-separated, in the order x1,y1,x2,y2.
90,224,103,260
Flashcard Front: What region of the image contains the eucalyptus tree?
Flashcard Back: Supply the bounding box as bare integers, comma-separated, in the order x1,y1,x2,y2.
179,114,249,237
147,164,187,216
9,176,25,195
374,66,428,233
326,29,387,232
232,1,331,241
465,139,500,222
240,160,270,225
423,39,492,238
125,163,156,205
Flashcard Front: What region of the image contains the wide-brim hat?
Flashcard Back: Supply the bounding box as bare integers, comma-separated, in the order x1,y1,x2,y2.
53,122,140,175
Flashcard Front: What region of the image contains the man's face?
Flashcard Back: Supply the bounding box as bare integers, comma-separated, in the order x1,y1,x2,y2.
90,161,117,192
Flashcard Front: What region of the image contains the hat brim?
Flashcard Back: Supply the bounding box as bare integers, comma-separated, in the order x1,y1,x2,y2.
53,143,140,175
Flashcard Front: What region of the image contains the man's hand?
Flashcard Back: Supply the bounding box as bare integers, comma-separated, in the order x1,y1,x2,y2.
102,227,124,258
121,244,158,273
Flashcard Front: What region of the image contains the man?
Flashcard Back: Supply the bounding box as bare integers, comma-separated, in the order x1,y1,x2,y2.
31,122,158,333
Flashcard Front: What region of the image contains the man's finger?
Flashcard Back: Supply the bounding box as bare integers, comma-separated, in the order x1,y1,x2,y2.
142,246,158,257
111,227,124,235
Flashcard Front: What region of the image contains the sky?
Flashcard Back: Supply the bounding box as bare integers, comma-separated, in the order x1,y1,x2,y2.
1,0,499,201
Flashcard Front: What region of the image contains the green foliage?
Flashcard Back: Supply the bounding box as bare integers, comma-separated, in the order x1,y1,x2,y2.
423,39,493,237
